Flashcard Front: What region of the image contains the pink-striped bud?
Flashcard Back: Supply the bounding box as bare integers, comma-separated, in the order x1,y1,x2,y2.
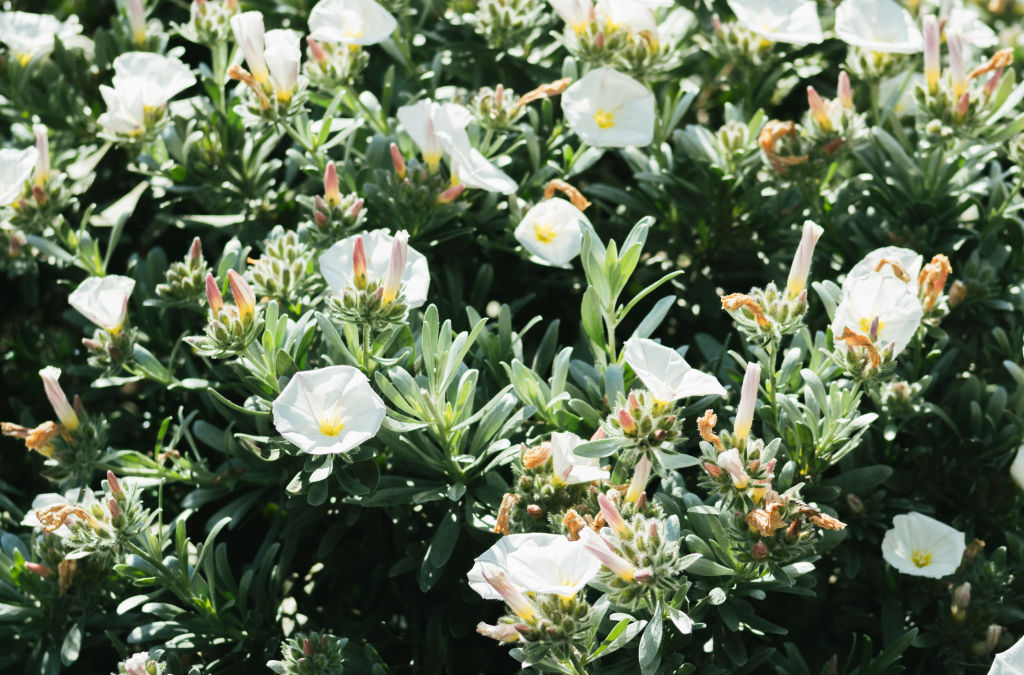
314,210,328,228
437,183,464,205
128,0,147,45
837,72,853,109
482,567,535,621
807,86,832,131
785,221,824,299
627,391,640,411
733,362,761,442
227,270,256,322
381,231,408,305
352,236,368,289
594,30,604,47
39,366,79,431
956,91,971,118
25,562,52,578
347,197,363,220
985,69,1004,98
390,142,407,178
82,337,102,351
205,273,223,314
303,638,315,656
32,185,46,205
923,15,940,93
494,83,504,108
323,161,340,207
189,236,202,261
33,124,49,186
868,315,880,342
107,470,123,496
590,427,606,441
704,461,723,478
617,408,637,434
306,37,328,65
579,527,637,581
625,453,651,503
598,493,628,534
108,497,121,519
948,30,967,99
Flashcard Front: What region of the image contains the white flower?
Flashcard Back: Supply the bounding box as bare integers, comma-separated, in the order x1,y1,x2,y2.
561,67,655,147
550,0,593,33
622,337,726,402
1011,445,1024,489
109,52,196,110
716,448,749,489
733,361,760,442
264,29,301,102
833,274,923,355
989,635,1024,675
946,6,997,53
881,512,965,578
272,365,386,455
514,198,588,267
468,533,601,599
396,100,516,193
785,221,824,298
0,11,83,65
835,0,922,54
231,11,270,85
308,0,397,46
39,366,79,431
725,0,823,45
319,229,430,307
550,432,609,484
0,147,38,205
595,0,658,36
98,85,147,137
69,275,136,334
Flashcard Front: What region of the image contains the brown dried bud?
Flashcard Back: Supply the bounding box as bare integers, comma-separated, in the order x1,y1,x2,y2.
969,48,1013,80
492,493,519,535
722,293,770,327
517,77,572,107
874,258,911,282
526,504,543,518
751,542,769,559
543,179,591,211
948,280,967,307
563,509,587,541
836,328,881,368
697,410,724,451
58,558,76,595
522,442,552,469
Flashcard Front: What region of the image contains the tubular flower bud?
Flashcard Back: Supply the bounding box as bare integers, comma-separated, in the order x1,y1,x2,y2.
786,221,825,299
25,562,52,578
697,409,724,451
205,273,223,314
389,142,407,179
324,162,340,207
923,15,940,93
948,280,966,307
128,0,146,44
189,236,202,261
751,541,769,559
579,527,637,581
617,408,637,434
352,236,368,289
39,367,79,431
482,567,535,621
733,362,761,442
107,470,123,496
306,36,328,65
227,270,256,323
837,71,853,109
947,30,967,100
33,124,50,186
722,293,770,327
716,448,749,489
951,582,971,622
476,622,521,643
598,494,628,535
625,453,652,503
381,230,408,305
437,183,464,205
703,461,723,478
108,497,121,519
230,11,270,85
956,91,970,119
807,86,832,131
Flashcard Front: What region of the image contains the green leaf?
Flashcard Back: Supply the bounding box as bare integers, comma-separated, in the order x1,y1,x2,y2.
638,603,662,674
60,623,81,666
573,438,623,458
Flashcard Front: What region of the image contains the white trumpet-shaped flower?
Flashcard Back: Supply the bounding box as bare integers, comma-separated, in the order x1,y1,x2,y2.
595,0,660,37
550,432,610,485
833,274,923,356
308,0,397,46
319,229,430,307
39,366,79,431
69,275,136,334
264,29,301,102
622,337,727,403
785,221,824,299
881,512,965,579
0,147,38,205
514,198,588,267
98,52,195,137
467,533,601,599
561,67,655,147
549,0,593,33
725,0,823,45
0,11,83,65
396,100,462,169
835,0,922,54
231,11,270,85
272,365,386,455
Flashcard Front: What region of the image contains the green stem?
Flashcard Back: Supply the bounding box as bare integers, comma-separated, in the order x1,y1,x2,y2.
765,338,781,436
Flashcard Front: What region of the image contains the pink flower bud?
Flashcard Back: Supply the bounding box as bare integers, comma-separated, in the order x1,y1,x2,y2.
594,30,605,47
8,231,25,258
107,470,123,496
807,86,832,131
598,493,628,534
590,427,606,441
33,124,49,186
625,453,651,503
617,408,637,434
128,0,146,44
703,462,723,478
82,337,102,351
380,231,408,305
627,391,640,411
868,315,880,342
985,69,1004,99
712,13,722,34
314,210,328,228
189,236,202,261
494,83,504,108
923,15,940,93
25,562,52,578
347,197,363,220
956,91,970,118
31,185,46,205
785,221,824,299
482,567,535,621
437,183,464,205
306,37,328,65
352,236,368,289
716,448,749,489
205,273,223,314
390,142,407,179
108,497,121,519
227,270,256,322
837,71,853,109
303,638,314,656
323,162,340,207
73,394,85,419
752,541,768,559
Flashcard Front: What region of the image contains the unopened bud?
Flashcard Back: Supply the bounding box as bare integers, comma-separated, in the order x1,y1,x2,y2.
107,470,122,496
314,210,328,228
837,71,853,109
948,280,966,307
390,142,407,179
703,462,723,478
751,541,768,559
627,392,640,411
108,497,121,519
25,562,52,578
617,409,637,434
352,236,368,289
324,162,340,207
189,236,202,261
205,273,223,314
807,86,832,131
956,92,970,119
526,504,543,518
306,37,328,65
594,31,604,47
347,197,363,220
972,624,1003,655
951,582,971,622
32,184,46,205
437,183,464,205
227,270,256,322
303,638,314,656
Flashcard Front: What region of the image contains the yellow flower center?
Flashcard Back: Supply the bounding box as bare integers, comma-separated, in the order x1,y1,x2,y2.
534,223,557,244
911,550,932,568
858,317,885,335
593,109,615,129
277,89,292,104
17,53,31,67
319,416,345,437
